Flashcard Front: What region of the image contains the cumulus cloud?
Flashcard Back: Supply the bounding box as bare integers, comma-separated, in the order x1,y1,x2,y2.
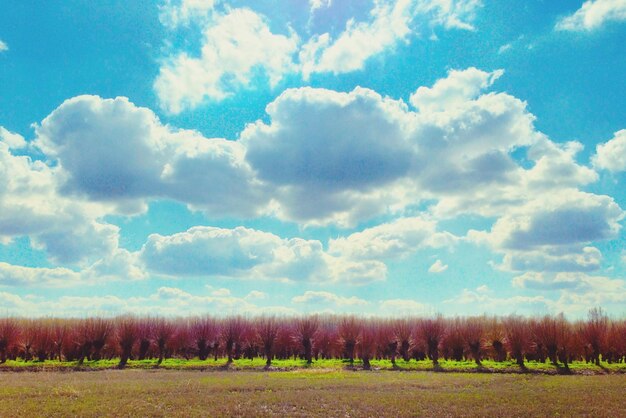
155,8,299,113
35,95,267,217
301,0,481,79
0,127,27,149
556,0,626,31
140,225,386,284
0,249,147,288
510,272,626,316
469,190,623,273
477,191,622,250
36,69,601,228
300,0,415,78
156,1,484,105
500,247,603,273
428,259,448,273
240,71,565,225
409,67,503,112
593,129,626,172
329,217,457,260
7,68,615,283
0,40,7,52
84,249,148,281
242,86,413,224
0,262,82,287
0,138,120,264
292,290,368,306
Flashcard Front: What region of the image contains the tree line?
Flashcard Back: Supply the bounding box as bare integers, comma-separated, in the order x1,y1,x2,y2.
0,308,624,370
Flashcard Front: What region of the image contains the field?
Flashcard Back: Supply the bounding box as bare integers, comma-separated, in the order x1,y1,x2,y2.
1,369,625,417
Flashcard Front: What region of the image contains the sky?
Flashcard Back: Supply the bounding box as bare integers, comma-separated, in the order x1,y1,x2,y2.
0,0,625,318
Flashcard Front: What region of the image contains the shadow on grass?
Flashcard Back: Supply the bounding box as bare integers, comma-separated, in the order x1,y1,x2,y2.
555,364,572,375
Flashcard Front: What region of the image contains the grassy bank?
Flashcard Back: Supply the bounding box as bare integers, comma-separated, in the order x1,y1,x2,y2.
1,357,625,374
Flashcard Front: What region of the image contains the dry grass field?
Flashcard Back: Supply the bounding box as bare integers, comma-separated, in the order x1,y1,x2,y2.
1,370,625,417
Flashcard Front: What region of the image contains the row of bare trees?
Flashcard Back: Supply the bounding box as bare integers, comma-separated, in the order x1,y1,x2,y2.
0,309,624,370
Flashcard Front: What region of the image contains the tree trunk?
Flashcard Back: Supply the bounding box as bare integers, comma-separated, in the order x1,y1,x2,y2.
303,339,312,364
363,356,371,370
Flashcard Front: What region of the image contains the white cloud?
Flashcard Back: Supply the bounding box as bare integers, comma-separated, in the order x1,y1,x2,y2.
512,271,586,291
469,190,623,273
414,0,482,31
8,69,612,280
476,191,622,251
379,298,430,316
0,40,7,52
300,0,416,78
428,259,448,273
301,0,481,79
500,247,603,273
292,290,368,306
0,249,147,288
510,272,626,316
159,0,216,28
240,69,594,225
0,287,295,317
0,138,120,264
156,1,483,99
242,86,413,225
84,249,147,281
409,67,503,112
140,225,386,284
211,287,231,297
155,8,299,113
0,262,82,287
329,217,457,260
524,139,598,191
0,127,27,149
245,290,267,300
556,0,626,31
498,43,512,54
593,129,626,172
444,287,553,315
309,0,332,13
35,95,267,217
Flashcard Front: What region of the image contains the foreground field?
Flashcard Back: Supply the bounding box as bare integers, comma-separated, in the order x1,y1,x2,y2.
0,370,624,417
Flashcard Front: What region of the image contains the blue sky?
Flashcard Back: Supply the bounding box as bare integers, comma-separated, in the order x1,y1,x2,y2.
0,0,625,318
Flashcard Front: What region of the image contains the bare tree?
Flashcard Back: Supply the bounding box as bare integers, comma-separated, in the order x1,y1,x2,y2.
116,316,138,368
393,319,413,362
504,315,530,368
295,315,319,364
462,316,485,366
256,316,281,368
339,316,361,365
359,319,378,370
580,307,608,366
153,318,175,365
222,316,247,364
0,318,19,364
191,316,218,361
416,315,446,367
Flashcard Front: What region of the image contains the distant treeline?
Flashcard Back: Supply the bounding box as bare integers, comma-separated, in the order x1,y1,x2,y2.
0,308,624,370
